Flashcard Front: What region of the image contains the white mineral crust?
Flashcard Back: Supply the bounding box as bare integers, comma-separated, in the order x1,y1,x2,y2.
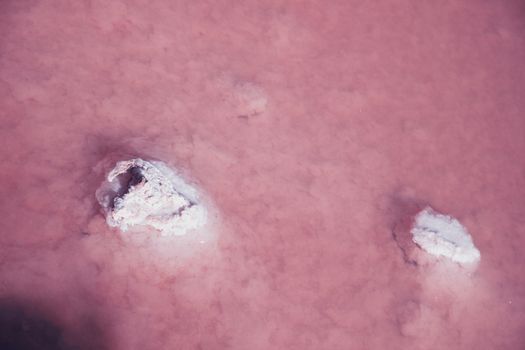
96,158,207,236
411,207,481,265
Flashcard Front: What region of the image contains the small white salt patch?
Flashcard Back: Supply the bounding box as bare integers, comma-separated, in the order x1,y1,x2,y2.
411,207,480,265
96,158,207,236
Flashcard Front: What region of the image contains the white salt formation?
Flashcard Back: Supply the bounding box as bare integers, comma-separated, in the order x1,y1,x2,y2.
411,207,481,265
96,158,207,236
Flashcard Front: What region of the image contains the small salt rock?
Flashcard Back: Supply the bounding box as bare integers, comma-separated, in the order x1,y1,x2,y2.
96,158,207,236
410,207,481,265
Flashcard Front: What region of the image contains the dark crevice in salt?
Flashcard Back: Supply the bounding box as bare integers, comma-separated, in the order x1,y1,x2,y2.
390,224,418,267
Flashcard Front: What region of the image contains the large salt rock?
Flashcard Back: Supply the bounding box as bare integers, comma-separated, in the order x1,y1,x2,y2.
411,207,481,265
96,158,207,236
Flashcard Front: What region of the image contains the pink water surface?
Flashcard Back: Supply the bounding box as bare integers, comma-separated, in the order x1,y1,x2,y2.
1,1,525,349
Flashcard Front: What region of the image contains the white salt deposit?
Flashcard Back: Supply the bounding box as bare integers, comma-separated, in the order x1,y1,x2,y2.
96,158,207,236
411,207,481,265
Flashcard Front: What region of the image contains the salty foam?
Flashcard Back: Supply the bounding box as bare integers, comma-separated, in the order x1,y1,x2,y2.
411,207,481,265
96,158,207,236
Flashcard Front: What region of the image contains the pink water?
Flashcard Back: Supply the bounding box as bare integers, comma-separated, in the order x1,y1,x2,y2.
1,1,525,349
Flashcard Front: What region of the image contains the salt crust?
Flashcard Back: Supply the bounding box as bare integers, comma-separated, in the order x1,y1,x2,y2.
96,158,207,236
411,207,481,265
